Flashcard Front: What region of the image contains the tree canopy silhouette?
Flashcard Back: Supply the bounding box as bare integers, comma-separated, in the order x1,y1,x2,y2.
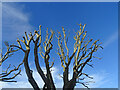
0,24,103,90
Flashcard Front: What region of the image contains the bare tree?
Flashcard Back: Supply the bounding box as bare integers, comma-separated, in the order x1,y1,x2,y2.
9,26,55,90
0,42,23,82
1,24,103,89
56,24,103,89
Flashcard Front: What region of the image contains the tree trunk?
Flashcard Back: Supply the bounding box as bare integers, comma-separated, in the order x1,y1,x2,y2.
45,54,56,90
34,46,51,89
24,50,40,90
63,72,77,90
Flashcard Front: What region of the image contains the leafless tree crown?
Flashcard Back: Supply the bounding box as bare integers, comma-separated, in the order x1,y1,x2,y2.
0,24,103,90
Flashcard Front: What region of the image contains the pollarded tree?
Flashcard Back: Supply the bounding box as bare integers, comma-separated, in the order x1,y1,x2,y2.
56,24,103,89
10,26,56,90
2,24,102,90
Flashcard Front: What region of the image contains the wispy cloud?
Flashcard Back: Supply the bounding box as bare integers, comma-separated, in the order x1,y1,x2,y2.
76,71,111,88
1,69,44,88
1,67,112,88
85,71,110,88
34,66,64,88
1,67,62,88
103,31,118,48
2,3,33,41
0,70,32,88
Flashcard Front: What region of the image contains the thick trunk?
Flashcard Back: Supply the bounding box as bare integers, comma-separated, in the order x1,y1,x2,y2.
63,68,69,84
45,54,56,90
34,39,55,90
46,67,56,90
34,46,51,89
24,50,40,90
63,72,77,90
63,80,76,90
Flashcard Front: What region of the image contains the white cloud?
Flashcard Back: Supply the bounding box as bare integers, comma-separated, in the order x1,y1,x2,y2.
2,3,33,41
1,67,63,88
1,2,116,89
1,3,34,88
103,31,118,48
1,81,31,88
35,66,64,88
1,69,44,88
76,71,111,88
1,69,32,88
86,71,110,88
1,67,111,89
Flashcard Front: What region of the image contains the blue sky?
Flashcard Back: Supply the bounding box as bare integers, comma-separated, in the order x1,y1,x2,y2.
1,2,118,88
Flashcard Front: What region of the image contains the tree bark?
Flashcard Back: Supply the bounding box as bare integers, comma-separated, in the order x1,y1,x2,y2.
63,67,69,89
34,46,51,89
24,50,40,90
45,54,56,90
63,72,77,90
